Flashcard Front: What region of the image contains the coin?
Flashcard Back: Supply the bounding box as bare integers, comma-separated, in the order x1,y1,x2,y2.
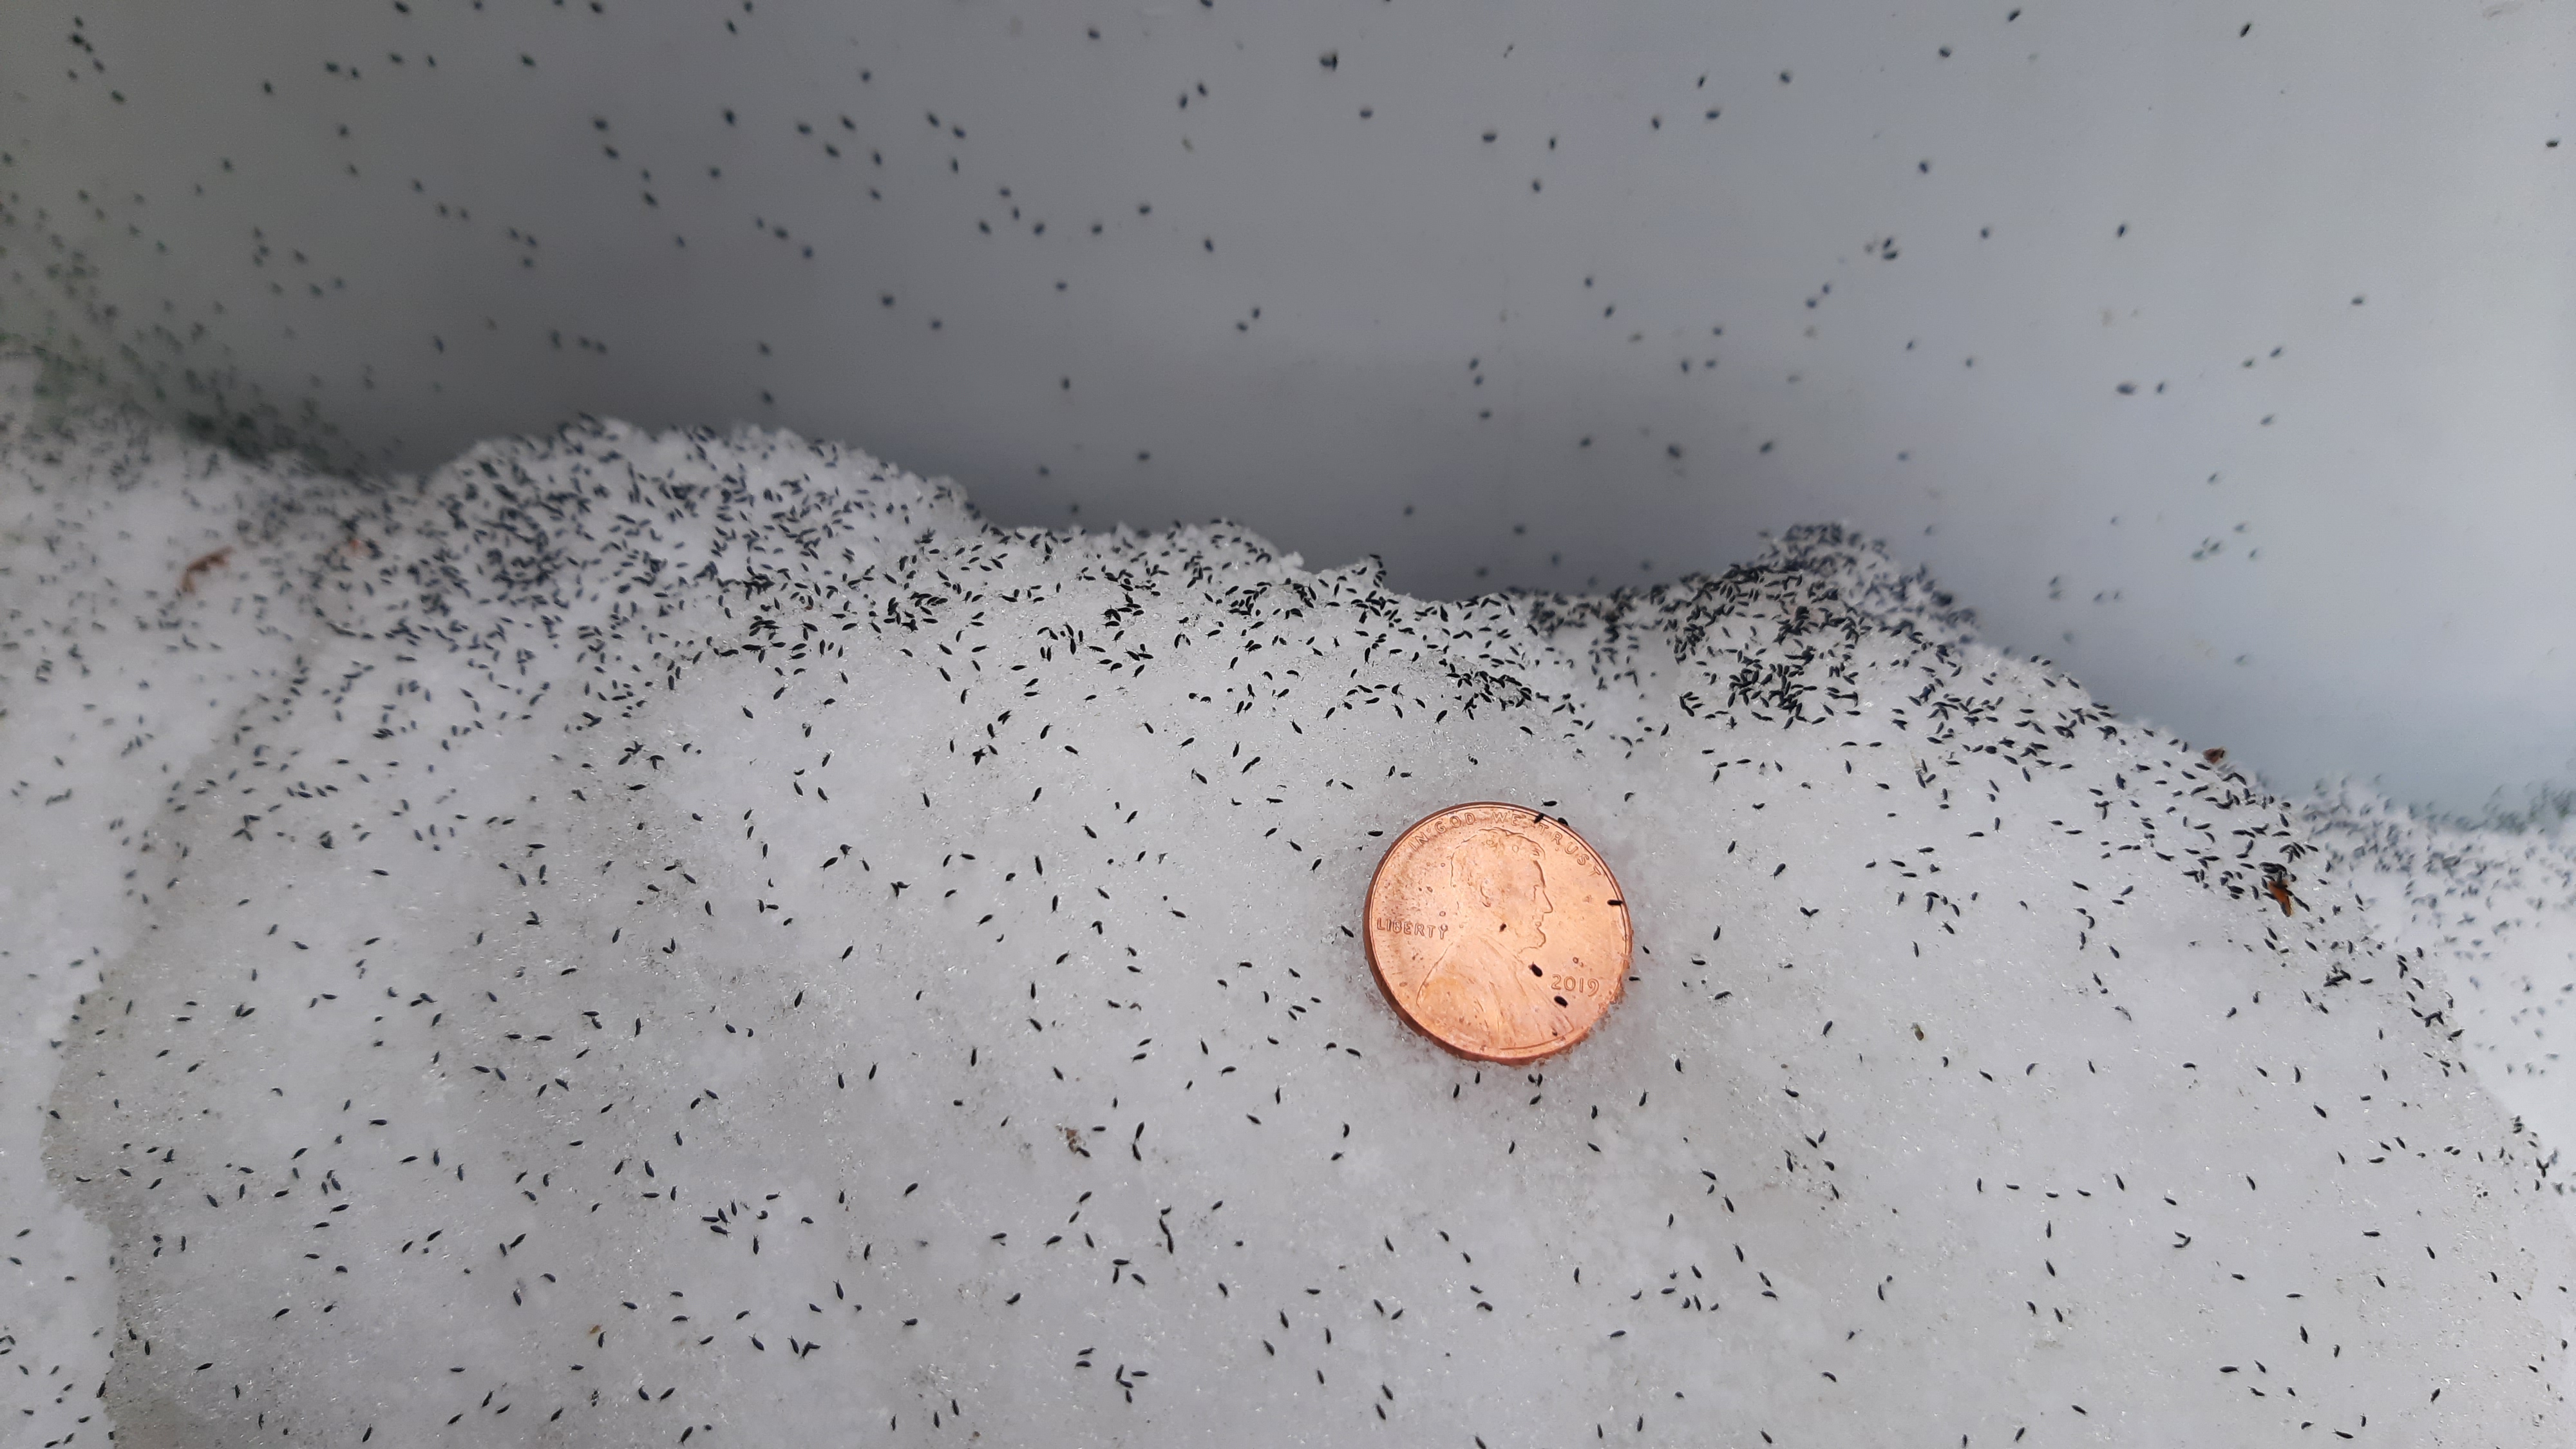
1361,802,1633,1065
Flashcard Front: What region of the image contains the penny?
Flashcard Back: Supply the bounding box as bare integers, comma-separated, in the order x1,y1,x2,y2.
1362,802,1633,1065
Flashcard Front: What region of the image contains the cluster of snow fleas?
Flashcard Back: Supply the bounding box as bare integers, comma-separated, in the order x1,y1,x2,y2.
2307,791,2576,1206
12,388,2575,1446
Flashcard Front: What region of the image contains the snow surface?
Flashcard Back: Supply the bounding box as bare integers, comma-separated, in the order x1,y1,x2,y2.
10,371,2576,1445
2305,795,2576,1208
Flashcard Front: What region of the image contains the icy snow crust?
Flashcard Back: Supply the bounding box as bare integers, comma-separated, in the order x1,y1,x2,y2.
22,405,2574,1446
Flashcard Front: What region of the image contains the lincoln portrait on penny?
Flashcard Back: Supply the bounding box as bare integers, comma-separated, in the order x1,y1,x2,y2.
1411,824,1558,1046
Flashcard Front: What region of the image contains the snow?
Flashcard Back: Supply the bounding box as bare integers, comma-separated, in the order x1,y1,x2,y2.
2307,791,2576,1203
9,377,2575,1444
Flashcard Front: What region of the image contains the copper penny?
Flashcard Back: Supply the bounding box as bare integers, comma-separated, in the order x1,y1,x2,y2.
1362,802,1633,1065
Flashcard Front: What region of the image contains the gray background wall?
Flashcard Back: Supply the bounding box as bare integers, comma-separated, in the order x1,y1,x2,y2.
4,0,2570,817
